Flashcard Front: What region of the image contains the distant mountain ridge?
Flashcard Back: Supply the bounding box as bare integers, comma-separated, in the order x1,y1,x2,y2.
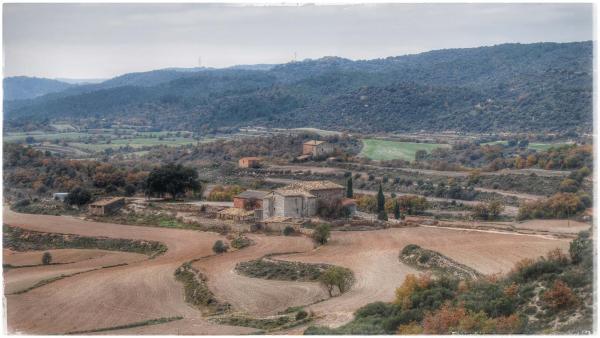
4,41,593,133
3,76,75,101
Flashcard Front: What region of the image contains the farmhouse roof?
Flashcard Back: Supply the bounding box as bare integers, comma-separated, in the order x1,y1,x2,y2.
240,156,260,161
303,140,326,146
236,190,269,199
283,180,343,191
274,189,316,198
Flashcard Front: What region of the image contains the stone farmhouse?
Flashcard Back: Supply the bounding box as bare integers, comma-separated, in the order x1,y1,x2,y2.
261,181,344,219
302,140,334,159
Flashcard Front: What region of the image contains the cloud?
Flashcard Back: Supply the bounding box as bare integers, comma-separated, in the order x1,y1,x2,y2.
3,3,593,79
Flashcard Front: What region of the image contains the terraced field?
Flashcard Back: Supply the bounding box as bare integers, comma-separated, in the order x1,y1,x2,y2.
3,209,571,334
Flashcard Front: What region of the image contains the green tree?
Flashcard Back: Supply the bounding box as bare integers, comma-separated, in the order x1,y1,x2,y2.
212,240,229,254
145,163,200,200
319,266,355,297
394,201,401,220
283,226,295,236
312,223,331,245
415,149,427,161
65,187,92,206
42,252,52,265
346,177,353,198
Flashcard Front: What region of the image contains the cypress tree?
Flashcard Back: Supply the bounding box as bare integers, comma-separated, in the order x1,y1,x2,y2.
377,184,385,212
394,201,401,219
346,177,353,198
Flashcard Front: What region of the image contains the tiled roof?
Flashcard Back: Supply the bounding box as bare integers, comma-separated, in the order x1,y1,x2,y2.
236,190,269,199
240,157,260,161
274,189,316,197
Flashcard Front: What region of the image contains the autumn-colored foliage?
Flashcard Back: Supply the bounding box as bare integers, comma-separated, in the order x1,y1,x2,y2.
518,192,586,220
207,185,244,201
546,248,569,265
543,280,578,310
397,321,423,335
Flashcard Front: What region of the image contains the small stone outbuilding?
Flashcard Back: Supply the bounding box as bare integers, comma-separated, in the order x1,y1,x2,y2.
233,190,268,210
89,197,125,216
238,157,261,168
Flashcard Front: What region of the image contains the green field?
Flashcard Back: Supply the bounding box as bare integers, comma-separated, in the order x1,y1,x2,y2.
360,139,449,161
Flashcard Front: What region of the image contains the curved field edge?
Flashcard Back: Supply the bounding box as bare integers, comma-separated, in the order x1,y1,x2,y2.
3,224,167,258
174,260,232,315
235,253,334,282
64,316,183,335
399,244,483,279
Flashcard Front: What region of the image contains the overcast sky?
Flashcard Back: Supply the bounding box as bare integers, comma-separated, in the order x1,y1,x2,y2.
3,3,594,80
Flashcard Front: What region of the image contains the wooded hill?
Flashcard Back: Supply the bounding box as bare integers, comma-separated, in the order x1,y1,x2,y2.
4,41,592,134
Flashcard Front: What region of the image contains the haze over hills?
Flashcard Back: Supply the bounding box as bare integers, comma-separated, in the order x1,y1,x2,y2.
3,77,76,101
4,41,592,134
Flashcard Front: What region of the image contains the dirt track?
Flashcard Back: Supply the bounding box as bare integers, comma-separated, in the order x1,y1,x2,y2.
3,210,570,333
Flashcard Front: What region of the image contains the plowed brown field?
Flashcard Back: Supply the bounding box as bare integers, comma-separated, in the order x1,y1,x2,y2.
3,209,570,334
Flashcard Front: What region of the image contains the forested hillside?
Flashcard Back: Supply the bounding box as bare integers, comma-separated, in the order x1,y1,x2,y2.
4,41,592,133
3,77,75,101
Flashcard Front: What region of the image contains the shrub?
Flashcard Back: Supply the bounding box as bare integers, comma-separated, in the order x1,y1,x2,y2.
559,178,579,193
207,185,244,202
65,187,92,206
295,310,308,320
283,226,295,236
124,184,136,196
377,210,388,221
230,235,252,249
518,193,585,220
311,223,331,245
569,231,592,265
396,195,428,215
42,252,52,265
212,240,229,254
543,280,578,310
472,200,504,220
355,194,377,213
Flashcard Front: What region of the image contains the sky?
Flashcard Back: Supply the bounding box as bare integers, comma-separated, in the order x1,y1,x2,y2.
2,3,594,80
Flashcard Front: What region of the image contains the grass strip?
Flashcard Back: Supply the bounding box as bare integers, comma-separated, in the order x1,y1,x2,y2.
64,316,183,334
235,254,332,282
174,262,231,315
4,225,167,258
399,244,482,279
